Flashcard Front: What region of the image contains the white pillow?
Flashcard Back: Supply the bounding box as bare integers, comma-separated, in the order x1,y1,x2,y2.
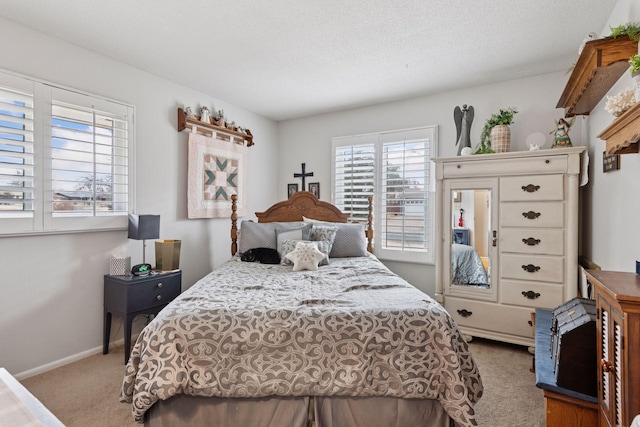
285,241,326,271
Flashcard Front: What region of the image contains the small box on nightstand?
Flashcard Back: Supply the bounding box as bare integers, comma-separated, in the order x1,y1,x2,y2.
109,256,131,276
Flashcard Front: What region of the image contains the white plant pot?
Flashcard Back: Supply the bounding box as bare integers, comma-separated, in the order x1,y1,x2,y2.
490,125,511,153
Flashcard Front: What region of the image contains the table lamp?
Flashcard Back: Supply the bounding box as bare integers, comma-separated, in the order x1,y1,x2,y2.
128,214,160,275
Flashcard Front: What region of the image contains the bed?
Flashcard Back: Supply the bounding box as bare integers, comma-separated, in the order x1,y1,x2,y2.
120,192,483,427
451,243,489,287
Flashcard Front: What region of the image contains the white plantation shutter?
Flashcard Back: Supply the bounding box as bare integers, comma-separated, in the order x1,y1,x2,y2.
50,100,129,216
332,126,437,264
333,136,375,223
379,128,431,253
0,85,34,217
0,68,134,235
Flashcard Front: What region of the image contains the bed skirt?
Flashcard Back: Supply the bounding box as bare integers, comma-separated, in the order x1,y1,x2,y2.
144,395,453,427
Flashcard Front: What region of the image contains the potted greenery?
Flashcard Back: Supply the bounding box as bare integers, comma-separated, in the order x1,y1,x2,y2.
610,22,640,41
474,107,518,154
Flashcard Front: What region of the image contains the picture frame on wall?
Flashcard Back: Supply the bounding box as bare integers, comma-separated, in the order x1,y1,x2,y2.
287,183,298,198
309,182,320,198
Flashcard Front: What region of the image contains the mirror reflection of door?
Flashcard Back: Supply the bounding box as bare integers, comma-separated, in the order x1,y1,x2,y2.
451,189,491,289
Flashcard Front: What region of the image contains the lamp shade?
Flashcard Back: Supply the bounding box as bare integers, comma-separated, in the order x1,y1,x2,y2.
128,214,160,240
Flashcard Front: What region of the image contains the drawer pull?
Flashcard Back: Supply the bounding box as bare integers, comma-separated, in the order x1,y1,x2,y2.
522,290,541,299
457,309,472,318
156,295,162,301
522,237,541,246
521,264,541,273
157,282,163,289
522,211,541,220
601,359,613,373
521,184,540,193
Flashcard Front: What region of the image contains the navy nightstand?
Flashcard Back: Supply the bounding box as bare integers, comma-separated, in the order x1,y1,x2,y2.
103,270,181,363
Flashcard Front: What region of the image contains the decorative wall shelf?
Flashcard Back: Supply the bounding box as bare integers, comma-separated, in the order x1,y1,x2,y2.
177,108,254,146
556,35,638,117
598,102,640,155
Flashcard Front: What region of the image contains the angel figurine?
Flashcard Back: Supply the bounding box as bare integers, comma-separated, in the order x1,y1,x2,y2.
550,117,575,148
454,104,474,156
200,106,211,123
184,106,195,118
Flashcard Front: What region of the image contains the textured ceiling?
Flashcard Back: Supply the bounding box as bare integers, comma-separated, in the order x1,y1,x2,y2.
0,0,619,121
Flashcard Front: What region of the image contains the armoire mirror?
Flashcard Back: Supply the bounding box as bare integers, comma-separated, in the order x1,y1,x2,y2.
450,189,491,288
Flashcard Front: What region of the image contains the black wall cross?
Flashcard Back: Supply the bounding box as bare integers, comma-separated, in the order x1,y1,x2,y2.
294,163,314,191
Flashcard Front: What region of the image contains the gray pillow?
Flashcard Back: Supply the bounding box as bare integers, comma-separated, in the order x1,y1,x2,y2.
303,218,368,257
310,225,338,254
239,221,309,254
238,221,278,253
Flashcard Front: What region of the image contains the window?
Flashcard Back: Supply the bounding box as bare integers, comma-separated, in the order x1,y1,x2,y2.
0,70,134,235
332,126,437,263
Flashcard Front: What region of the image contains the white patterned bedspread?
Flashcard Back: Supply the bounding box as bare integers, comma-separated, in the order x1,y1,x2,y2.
120,256,483,426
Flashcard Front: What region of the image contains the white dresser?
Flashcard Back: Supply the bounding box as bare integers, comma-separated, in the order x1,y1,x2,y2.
433,147,586,347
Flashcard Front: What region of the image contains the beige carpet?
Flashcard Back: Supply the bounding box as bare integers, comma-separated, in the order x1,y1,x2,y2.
20,338,544,426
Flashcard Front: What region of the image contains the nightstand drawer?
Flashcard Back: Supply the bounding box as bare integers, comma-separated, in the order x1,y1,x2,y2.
127,274,181,311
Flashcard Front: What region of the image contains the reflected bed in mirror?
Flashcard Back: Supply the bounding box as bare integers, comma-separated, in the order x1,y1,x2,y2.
451,243,489,288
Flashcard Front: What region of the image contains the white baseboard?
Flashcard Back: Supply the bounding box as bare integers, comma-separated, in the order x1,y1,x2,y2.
14,336,132,381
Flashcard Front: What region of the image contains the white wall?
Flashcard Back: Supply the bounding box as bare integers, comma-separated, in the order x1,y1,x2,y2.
277,72,578,295
0,17,279,377
583,0,640,271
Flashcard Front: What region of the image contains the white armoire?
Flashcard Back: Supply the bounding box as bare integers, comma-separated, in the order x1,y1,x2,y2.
433,147,586,347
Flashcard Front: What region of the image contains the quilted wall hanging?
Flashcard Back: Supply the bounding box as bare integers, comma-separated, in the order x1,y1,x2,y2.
187,131,248,218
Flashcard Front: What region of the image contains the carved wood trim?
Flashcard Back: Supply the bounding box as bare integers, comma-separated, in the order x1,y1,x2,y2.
556,35,638,117
598,102,640,155
256,191,349,223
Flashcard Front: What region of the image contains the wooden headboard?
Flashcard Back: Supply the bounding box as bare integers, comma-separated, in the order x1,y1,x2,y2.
230,191,373,255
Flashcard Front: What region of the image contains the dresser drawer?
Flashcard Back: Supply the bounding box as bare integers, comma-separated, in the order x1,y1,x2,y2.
501,254,564,283
500,201,564,228
501,279,564,309
500,174,564,201
127,274,181,311
500,228,564,255
445,297,534,338
441,154,568,178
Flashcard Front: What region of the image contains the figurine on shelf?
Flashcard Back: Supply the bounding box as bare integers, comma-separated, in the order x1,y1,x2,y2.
184,106,195,118
214,109,226,128
550,117,576,148
200,106,211,123
578,32,597,54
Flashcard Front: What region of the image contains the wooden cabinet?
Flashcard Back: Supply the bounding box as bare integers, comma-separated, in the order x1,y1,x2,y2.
556,35,640,156
556,35,638,118
585,270,640,427
433,147,585,347
597,102,640,155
